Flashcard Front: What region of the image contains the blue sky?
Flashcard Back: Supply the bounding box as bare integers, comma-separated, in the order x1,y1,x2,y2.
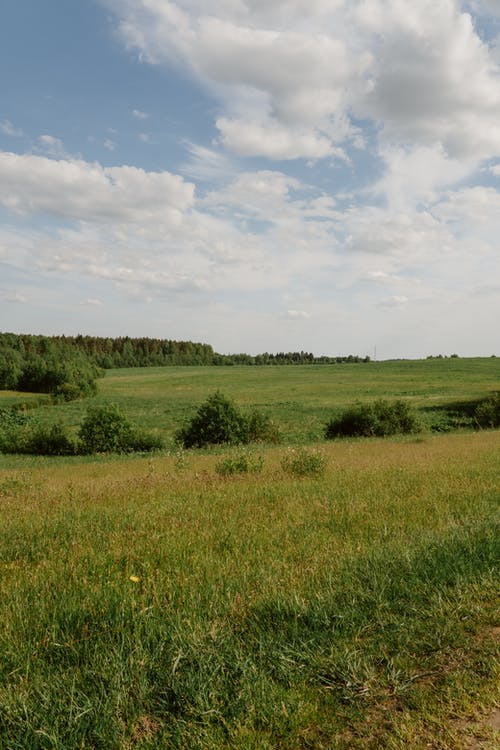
1,0,500,358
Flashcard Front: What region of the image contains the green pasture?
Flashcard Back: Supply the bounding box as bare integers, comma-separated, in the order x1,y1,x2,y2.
2,357,499,446
0,431,498,748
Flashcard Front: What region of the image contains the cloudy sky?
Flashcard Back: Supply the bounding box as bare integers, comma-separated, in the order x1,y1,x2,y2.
1,0,500,358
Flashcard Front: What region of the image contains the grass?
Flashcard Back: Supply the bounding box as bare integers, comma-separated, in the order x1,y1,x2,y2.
0,430,498,748
0,360,498,746
2,357,499,445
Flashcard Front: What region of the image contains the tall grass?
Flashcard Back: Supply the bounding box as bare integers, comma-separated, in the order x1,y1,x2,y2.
0,431,498,748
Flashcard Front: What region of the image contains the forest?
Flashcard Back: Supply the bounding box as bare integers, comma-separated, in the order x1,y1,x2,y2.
0,332,370,398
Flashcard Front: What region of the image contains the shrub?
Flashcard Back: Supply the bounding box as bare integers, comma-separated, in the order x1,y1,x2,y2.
325,399,421,439
281,448,326,478
247,409,281,444
0,410,76,455
215,451,264,477
126,430,164,453
17,423,76,456
474,393,500,429
177,393,282,449
0,408,33,453
176,391,249,448
78,404,162,454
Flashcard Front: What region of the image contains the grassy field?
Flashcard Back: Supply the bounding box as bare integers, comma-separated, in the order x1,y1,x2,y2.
3,357,499,446
0,360,499,748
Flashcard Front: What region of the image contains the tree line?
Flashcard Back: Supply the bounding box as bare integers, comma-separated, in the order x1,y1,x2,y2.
0,332,370,399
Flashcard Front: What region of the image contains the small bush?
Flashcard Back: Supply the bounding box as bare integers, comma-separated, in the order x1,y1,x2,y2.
281,448,326,478
0,408,33,454
126,430,164,453
215,451,264,477
78,404,162,454
18,423,76,456
177,393,282,449
176,391,249,448
53,382,85,402
247,409,281,444
474,393,500,428
325,399,421,439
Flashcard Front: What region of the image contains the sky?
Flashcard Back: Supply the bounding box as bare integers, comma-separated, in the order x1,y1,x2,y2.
1,0,500,359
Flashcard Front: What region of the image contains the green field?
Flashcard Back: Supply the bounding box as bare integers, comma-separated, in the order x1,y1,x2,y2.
3,357,500,448
0,360,499,748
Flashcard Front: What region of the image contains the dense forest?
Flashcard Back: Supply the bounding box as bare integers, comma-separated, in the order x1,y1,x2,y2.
0,332,370,398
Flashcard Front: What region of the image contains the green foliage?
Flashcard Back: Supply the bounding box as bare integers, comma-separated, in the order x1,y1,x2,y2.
215,451,264,477
176,391,249,448
17,423,76,456
78,404,163,454
0,409,76,455
280,447,326,477
0,408,32,453
325,399,421,439
0,335,102,400
177,392,283,449
247,409,281,444
474,392,500,428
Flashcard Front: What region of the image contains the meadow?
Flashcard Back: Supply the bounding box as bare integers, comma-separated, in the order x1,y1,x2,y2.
0,359,498,748
7,356,500,449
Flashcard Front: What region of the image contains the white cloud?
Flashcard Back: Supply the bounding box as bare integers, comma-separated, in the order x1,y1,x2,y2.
105,0,500,167
81,298,104,306
0,289,26,303
376,295,409,308
0,120,24,137
216,118,338,160
132,108,149,119
343,206,452,260
286,309,311,319
181,141,236,182
103,138,116,151
0,151,195,222
356,1,500,161
372,144,474,211
37,134,70,158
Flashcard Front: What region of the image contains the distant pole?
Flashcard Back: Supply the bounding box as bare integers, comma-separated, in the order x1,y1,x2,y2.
374,345,377,361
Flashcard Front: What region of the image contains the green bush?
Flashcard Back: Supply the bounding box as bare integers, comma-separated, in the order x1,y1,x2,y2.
0,410,76,456
177,392,282,449
215,451,264,477
176,391,249,448
325,399,421,439
247,409,281,444
281,448,326,478
17,423,76,456
474,393,500,428
78,404,162,454
0,408,32,453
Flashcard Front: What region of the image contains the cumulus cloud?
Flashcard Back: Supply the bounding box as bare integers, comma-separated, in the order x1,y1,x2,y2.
216,118,338,160
104,0,500,167
356,0,500,160
132,108,149,118
0,151,195,222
